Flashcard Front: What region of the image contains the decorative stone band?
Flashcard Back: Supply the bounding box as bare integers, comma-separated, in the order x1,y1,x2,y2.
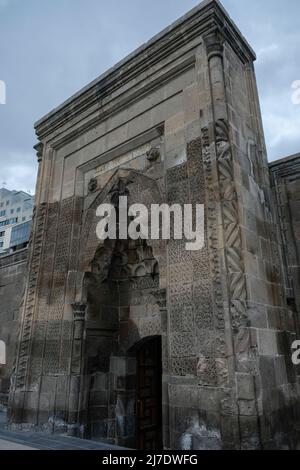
215,119,248,329
71,303,86,347
15,202,48,390
33,142,44,164
202,29,249,332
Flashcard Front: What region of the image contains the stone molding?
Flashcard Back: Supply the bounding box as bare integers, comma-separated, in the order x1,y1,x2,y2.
34,0,255,142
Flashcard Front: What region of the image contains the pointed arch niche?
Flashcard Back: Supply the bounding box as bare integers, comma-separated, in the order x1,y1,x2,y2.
76,167,168,448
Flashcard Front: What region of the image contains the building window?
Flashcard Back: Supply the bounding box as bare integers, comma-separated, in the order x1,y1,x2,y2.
0,202,3,208
0,340,6,365
6,200,9,206
10,220,32,248
10,209,14,214
16,207,21,213
0,231,4,237
0,210,6,216
0,242,3,248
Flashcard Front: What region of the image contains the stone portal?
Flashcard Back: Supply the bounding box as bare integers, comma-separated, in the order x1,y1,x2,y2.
8,0,300,449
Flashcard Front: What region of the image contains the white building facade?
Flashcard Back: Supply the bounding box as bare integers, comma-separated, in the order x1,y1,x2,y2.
0,188,34,255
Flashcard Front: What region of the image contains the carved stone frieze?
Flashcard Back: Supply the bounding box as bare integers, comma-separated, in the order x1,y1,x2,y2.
215,119,248,329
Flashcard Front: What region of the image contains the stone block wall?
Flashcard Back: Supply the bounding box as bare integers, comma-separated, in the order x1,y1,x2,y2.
270,153,300,324
0,249,28,406
221,44,300,448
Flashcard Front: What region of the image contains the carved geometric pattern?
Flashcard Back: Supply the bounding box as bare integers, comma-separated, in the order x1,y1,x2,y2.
168,239,191,264
167,182,189,206
169,282,192,302
42,197,74,374
59,321,73,373
170,357,197,377
201,129,226,333
192,245,210,281
27,320,47,388
44,322,61,375
215,119,248,328
15,202,47,389
69,196,83,272
187,138,206,205
169,262,193,286
131,276,159,291
166,163,188,186
170,305,194,333
193,283,214,329
197,357,218,386
170,332,196,357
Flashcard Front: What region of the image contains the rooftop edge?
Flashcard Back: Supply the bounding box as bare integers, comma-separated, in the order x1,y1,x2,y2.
34,0,256,133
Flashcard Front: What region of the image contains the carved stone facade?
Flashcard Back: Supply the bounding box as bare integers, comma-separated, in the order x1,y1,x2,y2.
0,249,28,411
6,0,300,449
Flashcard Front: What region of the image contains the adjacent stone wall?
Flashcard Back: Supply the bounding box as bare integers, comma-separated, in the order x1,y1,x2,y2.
221,41,300,449
270,153,300,326
270,155,300,426
0,249,28,406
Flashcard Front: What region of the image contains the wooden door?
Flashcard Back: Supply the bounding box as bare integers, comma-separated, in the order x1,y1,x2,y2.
136,336,162,450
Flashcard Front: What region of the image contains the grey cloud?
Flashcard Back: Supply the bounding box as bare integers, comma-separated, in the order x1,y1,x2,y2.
0,0,299,193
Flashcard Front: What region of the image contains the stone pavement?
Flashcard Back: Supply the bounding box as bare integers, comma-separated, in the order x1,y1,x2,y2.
0,428,126,450
0,438,37,450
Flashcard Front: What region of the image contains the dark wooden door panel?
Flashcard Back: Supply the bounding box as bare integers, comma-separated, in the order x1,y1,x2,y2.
136,336,162,450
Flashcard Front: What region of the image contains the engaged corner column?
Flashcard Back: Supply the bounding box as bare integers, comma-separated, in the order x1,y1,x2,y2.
67,302,86,436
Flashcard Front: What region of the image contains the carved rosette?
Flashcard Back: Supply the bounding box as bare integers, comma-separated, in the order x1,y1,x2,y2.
88,177,98,194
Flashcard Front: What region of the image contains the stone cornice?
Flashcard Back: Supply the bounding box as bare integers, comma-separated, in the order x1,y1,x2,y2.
33,142,44,163
43,57,192,151
269,153,300,183
34,0,256,143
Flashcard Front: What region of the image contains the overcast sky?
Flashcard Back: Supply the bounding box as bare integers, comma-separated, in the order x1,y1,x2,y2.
0,0,299,193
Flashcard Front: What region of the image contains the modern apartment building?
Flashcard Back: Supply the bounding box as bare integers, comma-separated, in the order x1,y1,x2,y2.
0,188,34,255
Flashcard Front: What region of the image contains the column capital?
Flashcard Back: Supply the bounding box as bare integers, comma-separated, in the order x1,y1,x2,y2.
71,302,86,320
203,29,224,60
33,142,44,163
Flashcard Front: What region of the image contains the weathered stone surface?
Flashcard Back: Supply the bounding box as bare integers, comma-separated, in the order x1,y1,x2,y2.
4,0,300,451
0,249,28,407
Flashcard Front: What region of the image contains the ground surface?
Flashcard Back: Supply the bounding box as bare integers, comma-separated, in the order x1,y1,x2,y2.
0,411,125,450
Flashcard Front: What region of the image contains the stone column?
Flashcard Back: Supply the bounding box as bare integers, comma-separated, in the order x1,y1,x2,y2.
204,31,249,330
67,302,86,436
153,289,169,449
8,141,47,425
202,30,261,449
